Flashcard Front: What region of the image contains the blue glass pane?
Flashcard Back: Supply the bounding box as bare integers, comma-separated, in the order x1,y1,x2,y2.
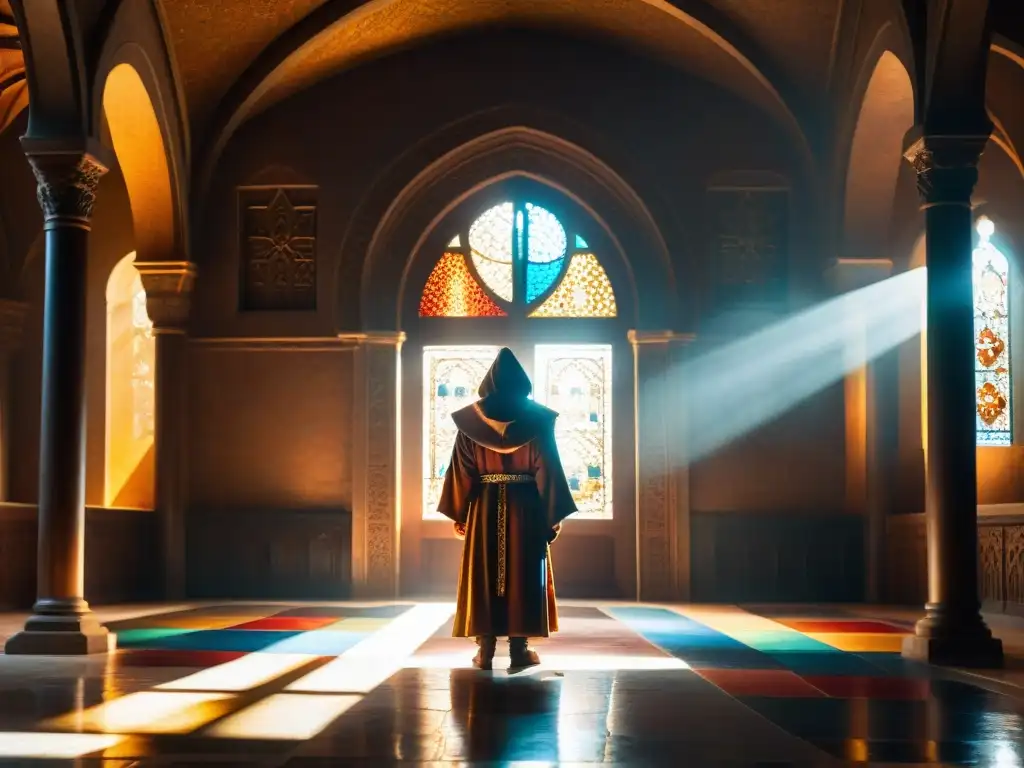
575,234,589,249
526,259,564,303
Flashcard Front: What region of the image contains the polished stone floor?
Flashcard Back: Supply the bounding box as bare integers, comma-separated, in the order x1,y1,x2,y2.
1,602,1024,765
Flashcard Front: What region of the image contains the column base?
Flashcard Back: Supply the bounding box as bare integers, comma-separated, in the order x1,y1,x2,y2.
901,633,1003,668
5,611,115,656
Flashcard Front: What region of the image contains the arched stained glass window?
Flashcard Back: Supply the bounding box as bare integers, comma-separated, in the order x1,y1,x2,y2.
419,199,617,318
974,217,1012,445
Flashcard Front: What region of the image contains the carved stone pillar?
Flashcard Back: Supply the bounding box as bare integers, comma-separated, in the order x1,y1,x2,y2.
901,132,1002,666
826,258,898,602
630,330,694,601
137,261,196,600
346,331,404,599
0,299,27,502
6,140,111,655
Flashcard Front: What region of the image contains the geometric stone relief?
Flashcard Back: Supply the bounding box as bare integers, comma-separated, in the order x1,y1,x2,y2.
239,186,317,311
706,187,789,306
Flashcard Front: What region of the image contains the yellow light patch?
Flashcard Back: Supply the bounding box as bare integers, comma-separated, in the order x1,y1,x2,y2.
0,732,124,758
49,691,233,734
805,632,906,652
206,694,361,740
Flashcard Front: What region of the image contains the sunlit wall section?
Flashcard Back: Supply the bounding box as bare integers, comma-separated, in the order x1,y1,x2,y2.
534,345,613,519
973,217,1012,446
105,252,156,508
422,346,500,518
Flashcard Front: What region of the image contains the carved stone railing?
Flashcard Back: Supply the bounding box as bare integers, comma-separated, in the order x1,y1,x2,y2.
886,505,1024,614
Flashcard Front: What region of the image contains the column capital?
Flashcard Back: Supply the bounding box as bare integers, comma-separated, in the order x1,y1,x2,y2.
627,330,696,347
903,132,990,208
20,138,111,226
0,299,28,355
136,261,196,333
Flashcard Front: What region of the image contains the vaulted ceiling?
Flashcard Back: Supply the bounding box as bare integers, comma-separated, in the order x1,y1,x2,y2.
161,0,845,145
0,0,26,136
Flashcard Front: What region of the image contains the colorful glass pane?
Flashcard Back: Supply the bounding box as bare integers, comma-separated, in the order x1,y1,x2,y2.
419,252,506,317
130,282,154,440
529,253,617,318
534,345,613,518
526,260,565,304
525,203,567,263
575,234,589,249
974,218,1011,445
423,347,500,518
469,203,514,301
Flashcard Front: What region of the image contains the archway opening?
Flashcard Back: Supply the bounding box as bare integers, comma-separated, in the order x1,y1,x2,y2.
101,63,175,262
399,178,636,599
843,51,915,255
104,252,155,508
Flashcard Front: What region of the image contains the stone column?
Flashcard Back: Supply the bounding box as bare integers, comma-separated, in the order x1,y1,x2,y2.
901,132,1002,666
0,300,27,502
826,258,898,602
137,261,196,599
6,141,111,655
345,331,404,599
630,330,694,601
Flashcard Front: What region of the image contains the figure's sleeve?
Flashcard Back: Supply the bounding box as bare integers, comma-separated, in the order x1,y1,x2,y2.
533,420,578,528
437,432,478,524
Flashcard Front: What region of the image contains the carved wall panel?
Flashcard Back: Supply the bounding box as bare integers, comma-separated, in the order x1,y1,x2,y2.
978,525,1005,608
350,337,403,598
1005,526,1024,607
239,186,318,311
707,187,789,305
634,338,675,600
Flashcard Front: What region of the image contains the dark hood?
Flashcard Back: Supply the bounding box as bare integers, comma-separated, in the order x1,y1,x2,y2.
452,347,556,454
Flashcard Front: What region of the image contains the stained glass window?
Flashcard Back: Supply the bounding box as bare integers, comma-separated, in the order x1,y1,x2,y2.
422,346,500,518
131,284,155,440
529,254,617,318
419,199,617,317
420,252,507,317
974,217,1012,445
534,345,613,518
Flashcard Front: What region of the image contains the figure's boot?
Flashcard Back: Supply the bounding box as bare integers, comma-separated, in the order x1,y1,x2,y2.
508,637,541,670
473,635,496,670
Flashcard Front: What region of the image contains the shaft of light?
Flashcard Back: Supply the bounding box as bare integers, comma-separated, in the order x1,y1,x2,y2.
661,268,926,463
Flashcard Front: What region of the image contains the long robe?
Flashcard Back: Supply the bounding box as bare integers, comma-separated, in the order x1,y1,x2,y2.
437,349,577,638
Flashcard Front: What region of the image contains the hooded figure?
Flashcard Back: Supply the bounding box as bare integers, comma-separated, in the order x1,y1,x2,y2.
438,347,577,670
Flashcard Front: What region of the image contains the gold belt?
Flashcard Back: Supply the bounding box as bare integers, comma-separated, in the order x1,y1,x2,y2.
479,474,534,596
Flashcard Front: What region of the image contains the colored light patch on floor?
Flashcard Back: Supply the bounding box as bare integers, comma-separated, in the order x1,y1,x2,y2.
113,628,200,647
252,630,371,655
806,632,906,652
271,604,413,619
671,605,887,676
230,617,339,631
696,668,826,698
140,629,303,653
110,615,258,631
318,617,392,632
604,606,778,669
776,619,906,634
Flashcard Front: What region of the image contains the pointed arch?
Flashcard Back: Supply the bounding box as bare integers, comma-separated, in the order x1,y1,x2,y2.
353,126,677,332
